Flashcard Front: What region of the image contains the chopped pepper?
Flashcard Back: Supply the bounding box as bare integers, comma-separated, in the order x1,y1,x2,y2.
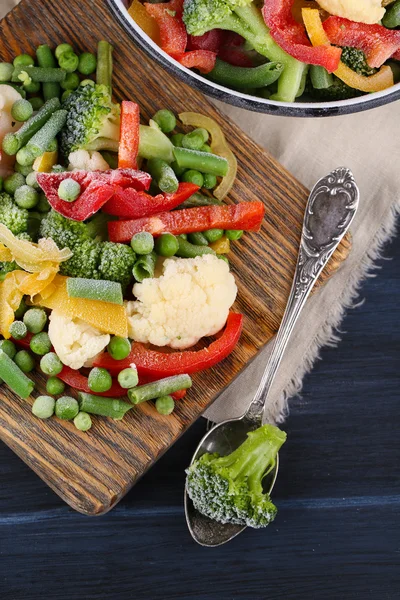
118,101,140,170
144,0,187,57
58,365,127,397
178,50,217,74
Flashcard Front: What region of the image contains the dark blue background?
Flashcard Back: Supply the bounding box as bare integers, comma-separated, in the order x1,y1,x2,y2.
1,233,398,600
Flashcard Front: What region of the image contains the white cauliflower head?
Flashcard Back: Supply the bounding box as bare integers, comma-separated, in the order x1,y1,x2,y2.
315,0,385,24
68,149,110,172
126,254,237,349
48,311,110,369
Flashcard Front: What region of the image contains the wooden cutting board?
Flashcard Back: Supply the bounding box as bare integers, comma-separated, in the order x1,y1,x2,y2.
0,0,351,515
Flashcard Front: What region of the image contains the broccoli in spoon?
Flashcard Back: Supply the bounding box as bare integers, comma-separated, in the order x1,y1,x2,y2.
186,423,286,528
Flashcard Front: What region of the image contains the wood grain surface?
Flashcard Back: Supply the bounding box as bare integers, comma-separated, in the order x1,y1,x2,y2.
0,0,350,515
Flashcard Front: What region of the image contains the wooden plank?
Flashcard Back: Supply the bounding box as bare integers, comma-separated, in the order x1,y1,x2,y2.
0,0,351,515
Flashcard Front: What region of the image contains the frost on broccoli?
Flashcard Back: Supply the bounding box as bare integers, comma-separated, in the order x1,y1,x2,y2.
186,424,286,528
340,47,376,77
60,84,120,159
98,242,136,290
0,192,30,236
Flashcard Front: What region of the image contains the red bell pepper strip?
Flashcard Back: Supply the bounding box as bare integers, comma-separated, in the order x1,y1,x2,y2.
323,17,400,69
118,101,140,170
94,312,243,377
58,366,127,397
144,0,187,57
178,50,217,74
108,201,265,241
102,182,199,218
37,168,151,222
262,0,342,72
11,332,33,350
218,46,253,68
188,30,225,53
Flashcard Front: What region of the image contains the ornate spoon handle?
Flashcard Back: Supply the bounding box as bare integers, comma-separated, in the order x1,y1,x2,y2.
246,167,359,424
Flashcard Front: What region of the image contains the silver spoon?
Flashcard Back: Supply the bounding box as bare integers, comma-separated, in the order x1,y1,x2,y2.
184,167,359,547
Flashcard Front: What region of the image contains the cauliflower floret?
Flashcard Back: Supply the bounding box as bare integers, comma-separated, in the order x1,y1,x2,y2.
48,311,110,369
0,84,23,177
126,254,237,349
68,149,109,172
315,0,385,24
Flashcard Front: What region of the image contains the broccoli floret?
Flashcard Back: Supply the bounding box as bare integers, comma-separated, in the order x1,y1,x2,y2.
340,47,376,77
0,193,29,235
60,84,120,159
182,0,306,102
60,238,102,280
186,424,286,528
307,75,363,101
98,242,136,289
40,210,90,250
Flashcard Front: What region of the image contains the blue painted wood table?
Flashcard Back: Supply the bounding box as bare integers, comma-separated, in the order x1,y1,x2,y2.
0,234,398,600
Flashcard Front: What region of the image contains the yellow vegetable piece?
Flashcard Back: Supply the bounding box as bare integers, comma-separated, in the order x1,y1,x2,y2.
302,8,394,92
33,150,58,173
16,265,59,297
0,243,13,262
209,236,231,254
31,275,128,337
0,273,24,338
128,0,161,45
179,112,237,201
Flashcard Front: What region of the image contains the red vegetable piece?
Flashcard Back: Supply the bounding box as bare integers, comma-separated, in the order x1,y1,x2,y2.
223,32,246,47
323,16,400,69
262,0,342,72
118,101,140,170
94,312,243,377
58,365,127,397
144,0,187,57
218,46,253,68
108,201,265,242
11,332,33,350
178,50,217,73
102,182,199,218
171,389,187,400
187,30,225,52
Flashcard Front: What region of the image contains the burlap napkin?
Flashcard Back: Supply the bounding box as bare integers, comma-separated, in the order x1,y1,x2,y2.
2,0,399,424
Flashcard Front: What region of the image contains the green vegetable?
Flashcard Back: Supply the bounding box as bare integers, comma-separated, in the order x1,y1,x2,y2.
182,169,204,187
173,147,228,176
130,231,154,255
15,146,36,167
154,232,179,257
2,97,61,155
30,332,52,355
32,395,55,419
128,374,192,404
0,63,14,82
58,178,81,202
186,423,286,528
306,75,363,101
171,133,184,147
3,172,25,195
14,349,35,373
14,163,33,176
171,160,186,177
25,171,39,190
341,47,377,77
46,376,65,395
13,54,34,68
177,192,222,208
182,128,209,150
0,348,34,399
176,236,215,258
78,391,133,420
58,51,79,73
66,277,123,305
98,241,136,289
107,336,131,361
218,254,229,265
188,231,208,246
155,395,175,415
225,229,243,241
14,185,39,209
40,352,63,376
11,99,33,122
14,297,28,319
12,65,67,83
28,97,45,111
23,307,47,333
100,151,118,169
207,58,284,90
60,72,80,91
309,65,333,90
0,339,16,359
203,228,224,243
55,44,73,60
383,0,400,28
78,52,97,75
201,143,212,153
182,0,306,103
88,367,112,393
138,124,174,162
23,80,41,94
147,158,179,193
132,251,157,281
74,411,92,431
60,83,120,157
117,367,139,389
25,109,67,160
202,173,217,189
62,90,73,102
36,44,61,101
9,320,27,340
96,40,113,92
55,395,79,420
152,109,176,133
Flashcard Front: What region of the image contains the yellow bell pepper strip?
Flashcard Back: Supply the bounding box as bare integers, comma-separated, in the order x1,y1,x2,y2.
209,236,231,254
128,0,161,45
33,150,58,172
178,112,237,201
302,8,394,92
0,273,24,338
31,275,129,337
16,266,59,297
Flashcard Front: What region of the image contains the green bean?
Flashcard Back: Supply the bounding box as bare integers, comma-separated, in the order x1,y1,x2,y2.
0,62,14,82
74,411,92,431
383,0,400,27
175,237,216,259
2,97,60,155
32,395,55,419
147,158,179,193
171,133,184,147
207,58,284,90
173,147,228,177
0,349,34,399
25,109,67,159
309,65,333,90
177,192,222,209
100,151,118,169
55,396,79,420
67,277,123,305
36,44,61,101
188,232,209,246
170,160,186,177
78,391,133,420
132,252,157,281
96,40,113,92
152,109,176,133
12,65,66,83
128,374,192,405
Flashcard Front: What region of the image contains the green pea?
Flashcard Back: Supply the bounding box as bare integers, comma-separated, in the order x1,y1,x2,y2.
74,411,92,431
0,339,16,359
3,172,25,195
58,178,81,202
225,229,243,241
182,169,204,187
14,350,35,373
9,320,27,340
23,308,47,333
30,332,52,355
203,228,224,243
11,99,33,122
58,51,79,73
55,44,73,60
60,72,80,91
155,395,175,415
78,52,97,75
32,395,55,419
154,232,179,257
202,173,217,189
40,352,63,376
182,128,209,150
171,133,184,147
0,62,14,82
88,367,112,393
16,146,35,167
36,193,51,213
14,163,33,176
61,90,73,102
46,376,65,395
55,396,79,420
152,109,176,133
130,231,154,255
201,144,212,153
28,97,45,111
25,171,40,189
23,80,41,94
117,367,139,389
14,185,39,209
13,54,35,68
107,337,131,361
